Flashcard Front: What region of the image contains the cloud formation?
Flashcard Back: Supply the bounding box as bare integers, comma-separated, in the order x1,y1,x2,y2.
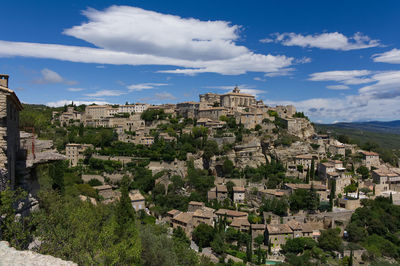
326,85,350,90
85,90,126,97
262,32,380,51
309,70,373,85
47,100,110,107
0,6,296,75
67,88,85,92
272,70,400,122
372,48,400,64
34,68,76,85
127,83,168,91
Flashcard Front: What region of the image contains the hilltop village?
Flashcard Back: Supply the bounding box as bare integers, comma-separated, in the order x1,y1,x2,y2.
2,74,400,265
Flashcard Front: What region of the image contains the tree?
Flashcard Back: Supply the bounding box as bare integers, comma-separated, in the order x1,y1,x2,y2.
329,179,336,211
282,237,317,254
226,181,235,201
357,166,370,179
211,232,226,255
222,159,234,178
318,228,343,252
310,159,315,180
173,227,190,246
254,235,264,264
192,223,214,248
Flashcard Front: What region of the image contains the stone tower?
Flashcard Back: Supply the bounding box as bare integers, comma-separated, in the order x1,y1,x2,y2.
0,74,23,191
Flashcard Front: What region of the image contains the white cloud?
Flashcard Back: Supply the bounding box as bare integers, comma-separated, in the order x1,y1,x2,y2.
264,68,295,77
264,32,380,51
259,38,274,43
254,77,266,82
67,87,85,92
34,68,76,85
127,83,168,91
372,48,400,64
85,90,126,97
269,70,400,122
155,92,176,100
326,85,350,90
0,6,296,76
46,100,110,107
309,70,373,85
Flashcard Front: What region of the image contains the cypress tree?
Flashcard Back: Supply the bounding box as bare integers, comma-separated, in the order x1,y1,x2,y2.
310,158,315,180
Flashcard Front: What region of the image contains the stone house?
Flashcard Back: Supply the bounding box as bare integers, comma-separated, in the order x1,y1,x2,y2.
372,168,400,187
165,209,181,224
317,160,344,180
214,209,248,221
360,151,380,169
294,154,314,169
230,217,250,232
58,106,82,126
276,105,296,118
207,184,228,202
251,224,266,241
198,107,228,121
176,101,200,119
171,212,194,235
0,74,23,191
199,92,221,108
65,143,93,167
188,201,205,212
233,186,245,203
329,145,346,157
192,207,215,227
284,183,329,201
266,224,293,252
129,190,145,211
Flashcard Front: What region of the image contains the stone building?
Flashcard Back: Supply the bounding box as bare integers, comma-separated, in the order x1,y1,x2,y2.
266,224,293,252
233,186,245,203
207,184,228,202
360,151,380,169
176,102,200,119
329,145,346,157
220,87,256,108
65,143,93,167
129,190,145,211
198,107,228,121
276,105,296,118
199,92,221,108
58,106,82,126
0,74,23,191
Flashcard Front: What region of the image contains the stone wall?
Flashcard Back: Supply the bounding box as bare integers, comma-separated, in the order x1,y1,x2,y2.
0,241,77,265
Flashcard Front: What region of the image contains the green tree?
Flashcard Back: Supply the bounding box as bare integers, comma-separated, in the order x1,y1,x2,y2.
357,166,370,179
192,223,214,248
0,188,33,249
282,237,317,254
318,228,343,252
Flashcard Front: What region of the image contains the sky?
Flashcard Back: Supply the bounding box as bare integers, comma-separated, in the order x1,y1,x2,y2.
1,0,400,123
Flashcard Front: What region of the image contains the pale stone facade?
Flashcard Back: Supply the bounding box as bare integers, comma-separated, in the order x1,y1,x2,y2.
65,143,93,167
0,75,23,191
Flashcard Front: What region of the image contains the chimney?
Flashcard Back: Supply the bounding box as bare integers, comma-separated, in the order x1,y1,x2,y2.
0,74,9,88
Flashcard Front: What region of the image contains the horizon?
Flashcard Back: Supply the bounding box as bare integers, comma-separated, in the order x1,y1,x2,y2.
1,1,400,123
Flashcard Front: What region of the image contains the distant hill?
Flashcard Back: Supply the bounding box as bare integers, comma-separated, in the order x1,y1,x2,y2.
320,120,400,135
315,121,400,150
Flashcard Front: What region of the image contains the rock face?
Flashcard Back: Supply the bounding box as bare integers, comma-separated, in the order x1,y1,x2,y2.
0,241,77,266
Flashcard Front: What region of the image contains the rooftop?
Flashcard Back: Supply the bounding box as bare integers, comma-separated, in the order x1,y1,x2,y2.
267,224,293,234
215,209,248,218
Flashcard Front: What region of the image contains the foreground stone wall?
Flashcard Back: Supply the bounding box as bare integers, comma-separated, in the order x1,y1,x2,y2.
0,241,77,266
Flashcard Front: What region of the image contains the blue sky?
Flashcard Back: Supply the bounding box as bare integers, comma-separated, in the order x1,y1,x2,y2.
1,0,400,123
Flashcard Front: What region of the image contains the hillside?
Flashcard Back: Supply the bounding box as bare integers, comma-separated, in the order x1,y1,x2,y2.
321,120,400,135
315,122,400,150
